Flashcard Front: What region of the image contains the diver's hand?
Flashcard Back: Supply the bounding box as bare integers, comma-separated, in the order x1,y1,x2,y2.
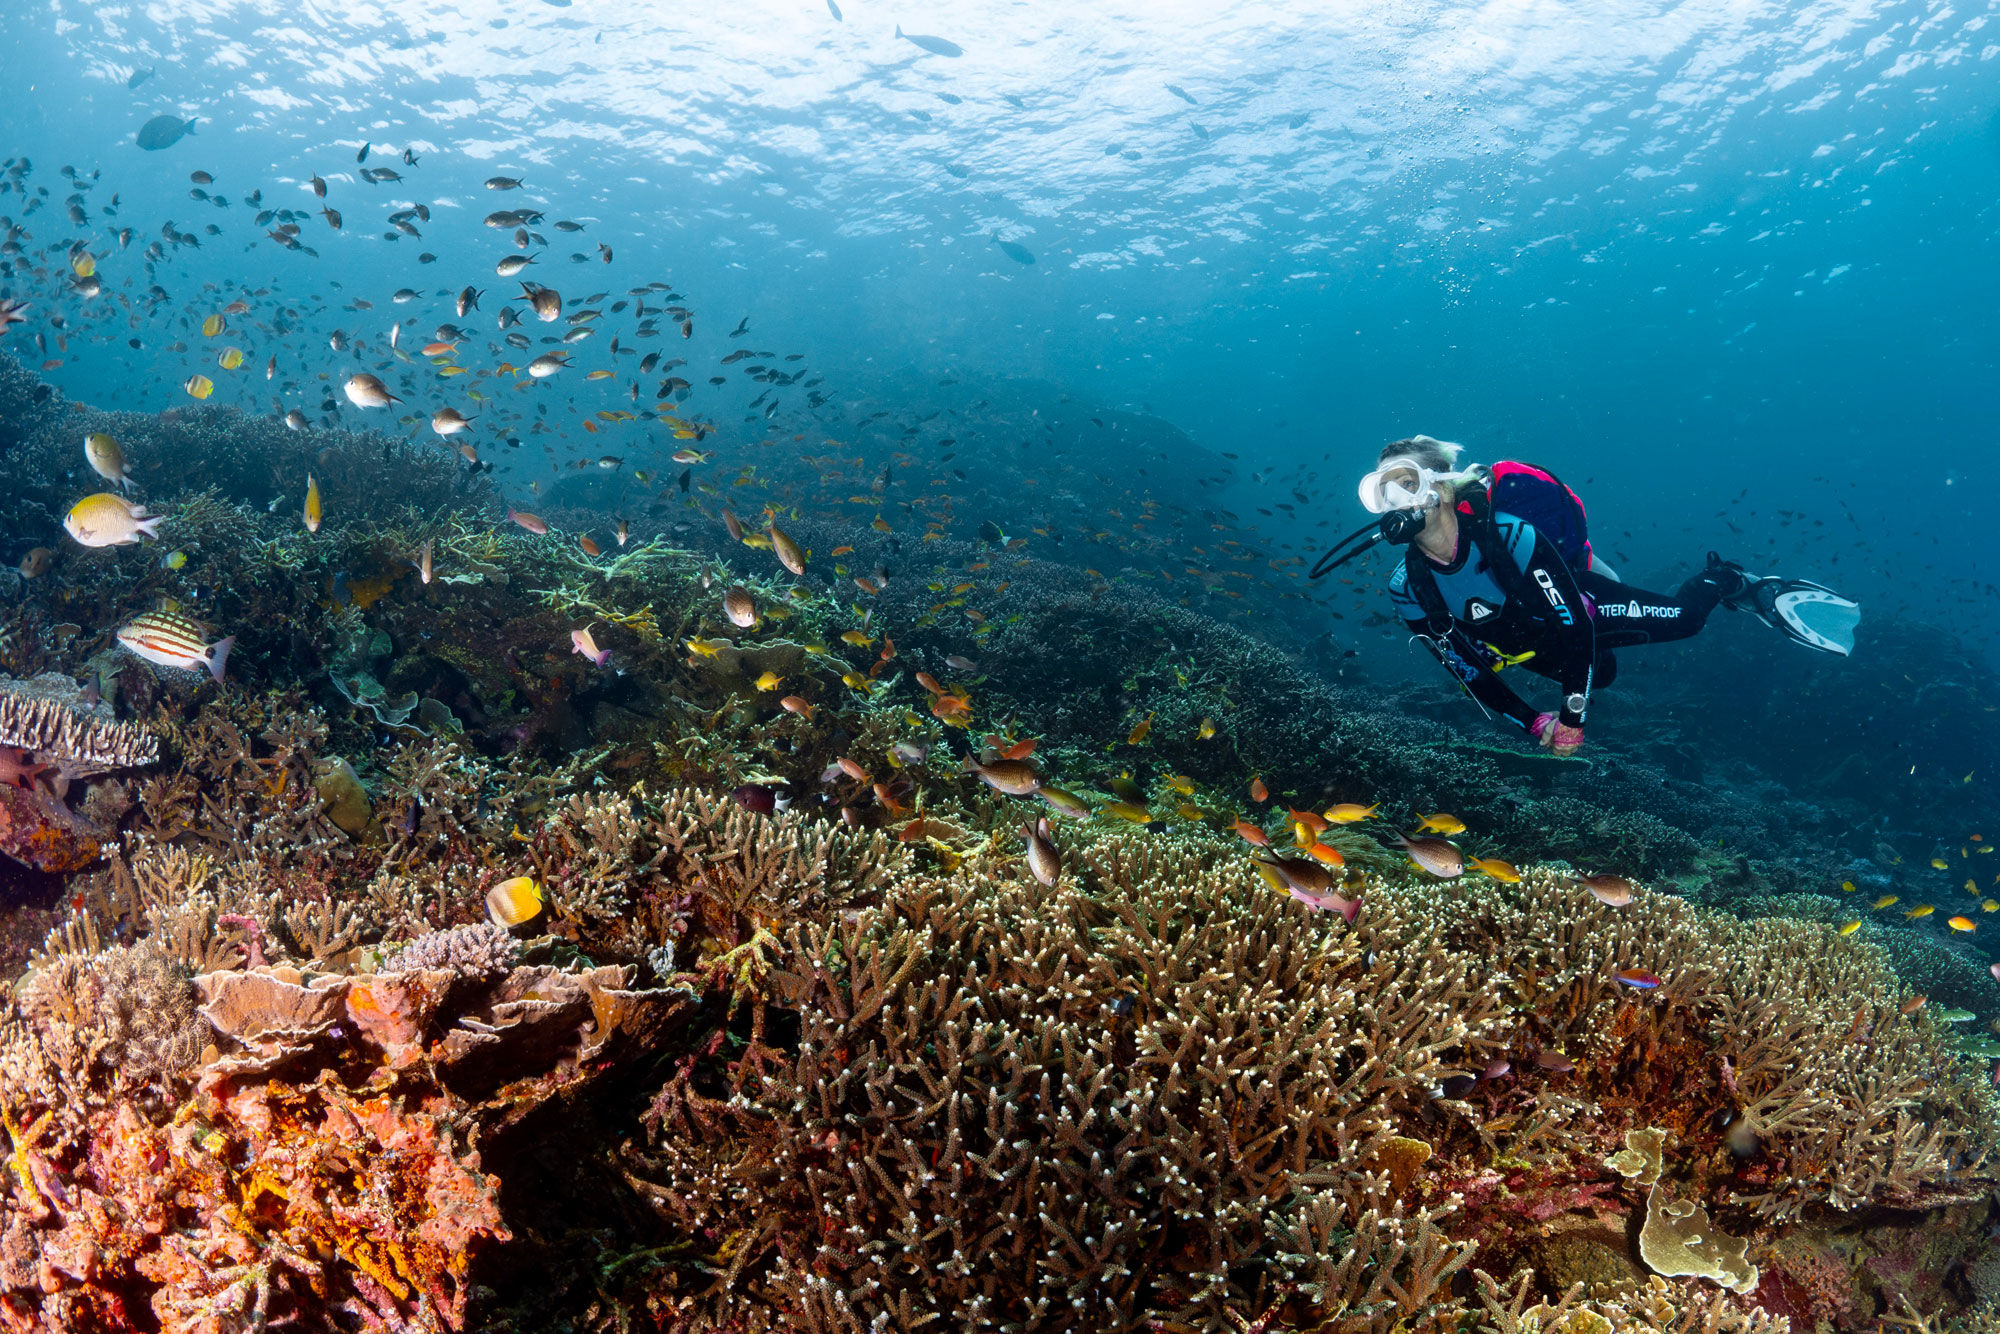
1532,712,1585,757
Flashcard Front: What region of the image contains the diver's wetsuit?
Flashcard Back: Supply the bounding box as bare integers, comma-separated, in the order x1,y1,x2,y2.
1388,508,1731,733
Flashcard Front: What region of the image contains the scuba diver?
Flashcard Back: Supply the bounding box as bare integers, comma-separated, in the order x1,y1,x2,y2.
1312,437,1859,757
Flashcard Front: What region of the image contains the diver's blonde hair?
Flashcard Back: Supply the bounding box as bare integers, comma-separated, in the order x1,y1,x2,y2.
1378,435,1466,471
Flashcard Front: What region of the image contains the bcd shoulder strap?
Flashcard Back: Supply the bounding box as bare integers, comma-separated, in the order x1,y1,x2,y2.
1401,488,1517,632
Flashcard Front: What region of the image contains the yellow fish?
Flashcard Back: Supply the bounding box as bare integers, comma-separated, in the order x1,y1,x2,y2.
1983,900,1998,913
1417,813,1466,835
1197,717,1217,740
1102,801,1158,826
84,433,131,490
840,671,870,691
1126,713,1153,746
63,492,161,547
1905,905,1934,919
1839,920,1862,936
217,346,245,371
840,630,875,647
585,369,615,380
754,670,784,692
684,637,732,657
71,252,96,278
1840,880,1857,893
1164,774,1196,796
1871,895,1899,910
1324,802,1380,824
1468,856,1521,883
303,474,322,533
1949,915,1977,933
1932,858,1951,870
183,373,214,400
485,875,544,928
1177,804,1205,821
201,313,225,337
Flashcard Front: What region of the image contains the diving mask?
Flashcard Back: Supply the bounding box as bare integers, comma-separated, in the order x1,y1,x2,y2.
1357,456,1478,515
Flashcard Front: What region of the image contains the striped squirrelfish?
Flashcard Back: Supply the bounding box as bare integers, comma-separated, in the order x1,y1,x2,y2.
116,610,234,683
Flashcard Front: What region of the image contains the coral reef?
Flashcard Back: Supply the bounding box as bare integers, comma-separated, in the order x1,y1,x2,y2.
0,353,1997,1331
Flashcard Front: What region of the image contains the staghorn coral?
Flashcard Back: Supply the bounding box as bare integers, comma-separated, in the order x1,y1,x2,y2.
623,825,1512,1332
1417,867,2000,1223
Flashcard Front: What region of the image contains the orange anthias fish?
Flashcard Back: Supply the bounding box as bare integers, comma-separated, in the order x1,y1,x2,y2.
1126,713,1153,746
1249,776,1268,803
1232,819,1270,847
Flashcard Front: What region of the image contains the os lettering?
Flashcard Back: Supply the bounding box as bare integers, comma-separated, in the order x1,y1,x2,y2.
1532,569,1574,626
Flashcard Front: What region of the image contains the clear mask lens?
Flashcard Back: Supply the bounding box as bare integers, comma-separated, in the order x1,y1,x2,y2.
1359,458,1437,514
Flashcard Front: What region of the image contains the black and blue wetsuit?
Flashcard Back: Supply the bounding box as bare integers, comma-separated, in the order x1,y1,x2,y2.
1390,503,1734,734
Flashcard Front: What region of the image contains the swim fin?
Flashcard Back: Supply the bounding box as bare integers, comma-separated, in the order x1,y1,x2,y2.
1730,576,1860,656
